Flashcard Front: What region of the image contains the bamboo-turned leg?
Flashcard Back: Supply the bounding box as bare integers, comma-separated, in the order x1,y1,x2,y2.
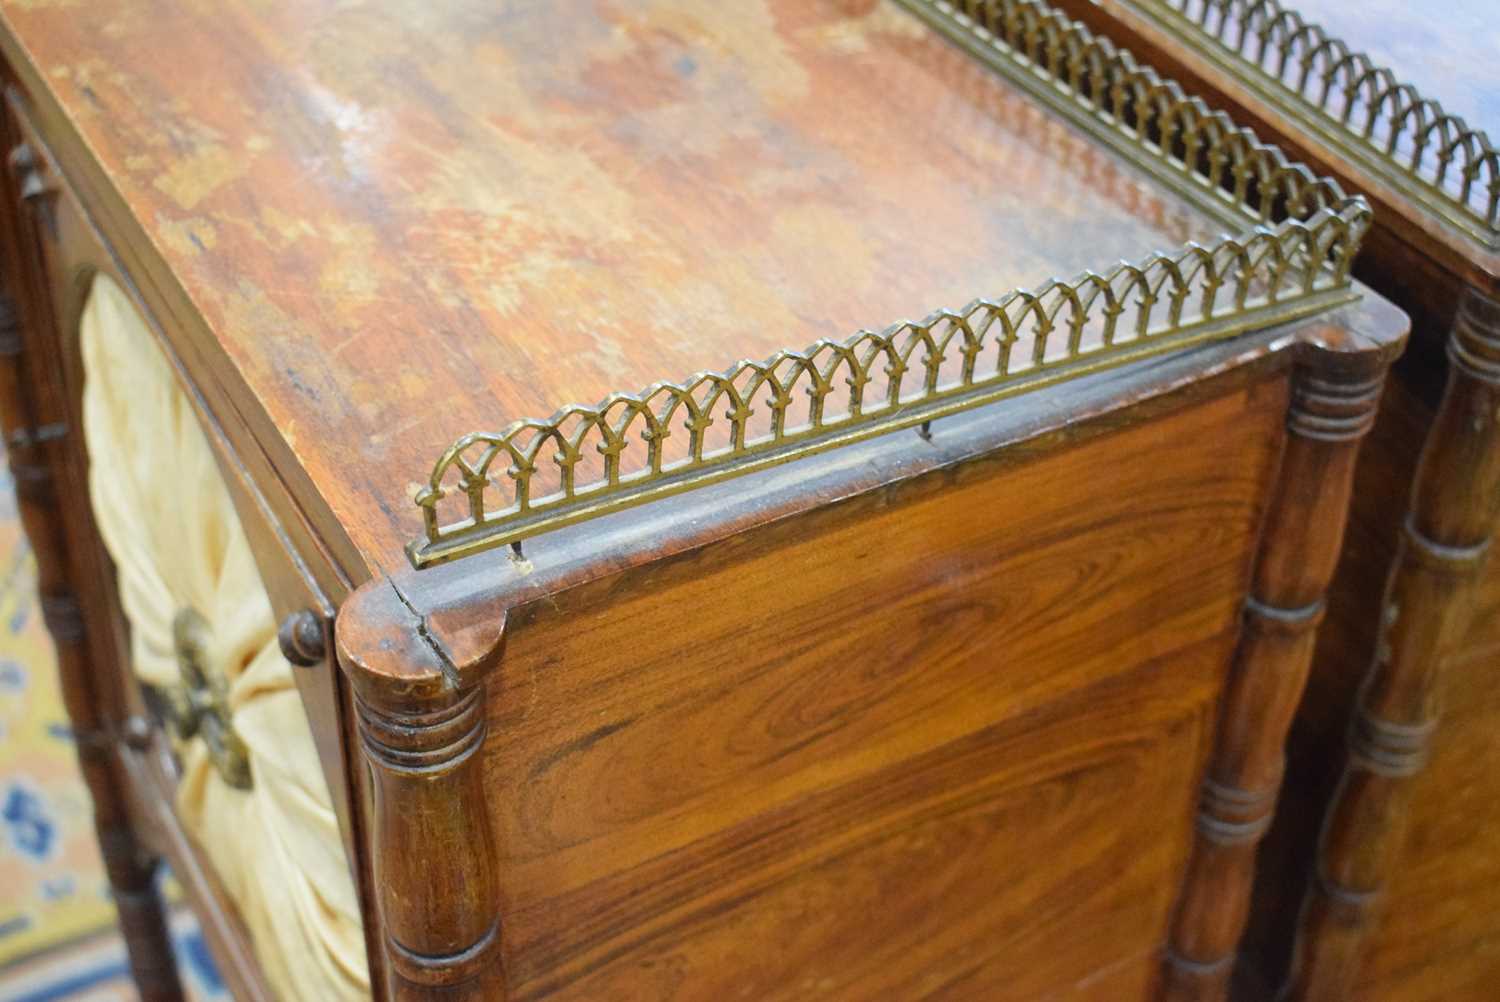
337,579,509,1001
1282,289,1500,1001
0,296,184,1000
1161,330,1394,1001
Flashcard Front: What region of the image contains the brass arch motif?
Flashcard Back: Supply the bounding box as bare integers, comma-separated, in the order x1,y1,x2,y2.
408,0,1372,568
410,204,1368,567
1125,0,1500,246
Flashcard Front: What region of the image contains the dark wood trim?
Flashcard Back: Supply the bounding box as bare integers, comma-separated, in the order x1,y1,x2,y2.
1161,320,1398,1000
336,579,509,1001
0,172,183,1000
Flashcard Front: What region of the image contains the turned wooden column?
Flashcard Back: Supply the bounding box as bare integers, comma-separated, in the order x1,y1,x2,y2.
1162,328,1396,1001
0,136,184,998
337,578,509,1001
1282,289,1500,1001
0,293,182,1000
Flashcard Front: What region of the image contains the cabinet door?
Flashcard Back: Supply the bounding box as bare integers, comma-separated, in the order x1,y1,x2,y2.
1,84,374,1002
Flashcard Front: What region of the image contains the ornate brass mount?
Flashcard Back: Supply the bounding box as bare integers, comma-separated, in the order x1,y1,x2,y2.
143,608,252,790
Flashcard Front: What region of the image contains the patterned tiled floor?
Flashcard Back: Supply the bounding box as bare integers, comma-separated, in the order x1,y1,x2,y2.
0,458,226,999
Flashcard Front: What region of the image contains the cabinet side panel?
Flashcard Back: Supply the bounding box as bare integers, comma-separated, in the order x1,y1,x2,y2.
484,380,1288,1001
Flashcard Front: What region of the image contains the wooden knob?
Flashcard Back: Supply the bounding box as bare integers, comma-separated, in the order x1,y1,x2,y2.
278,609,325,667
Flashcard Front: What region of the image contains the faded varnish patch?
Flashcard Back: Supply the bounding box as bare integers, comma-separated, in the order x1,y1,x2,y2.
1,0,1223,573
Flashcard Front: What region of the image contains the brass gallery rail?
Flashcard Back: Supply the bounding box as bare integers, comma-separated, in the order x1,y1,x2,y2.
1128,0,1500,245
407,0,1372,568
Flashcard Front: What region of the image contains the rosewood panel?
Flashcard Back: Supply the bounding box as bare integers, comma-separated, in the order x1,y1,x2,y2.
1036,4,1500,996
477,381,1287,1000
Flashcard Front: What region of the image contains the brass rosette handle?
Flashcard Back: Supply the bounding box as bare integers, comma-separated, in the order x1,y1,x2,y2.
142,608,253,790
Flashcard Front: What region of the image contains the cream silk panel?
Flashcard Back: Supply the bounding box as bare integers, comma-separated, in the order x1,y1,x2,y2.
79,274,369,1002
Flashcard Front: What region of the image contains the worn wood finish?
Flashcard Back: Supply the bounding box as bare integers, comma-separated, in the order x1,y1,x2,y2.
0,0,1413,998
0,0,1228,577
1282,289,1500,1001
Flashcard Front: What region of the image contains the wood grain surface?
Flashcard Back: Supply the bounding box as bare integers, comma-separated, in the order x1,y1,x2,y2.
0,0,1227,575
0,1,1419,998
1162,332,1394,1002
473,380,1287,1000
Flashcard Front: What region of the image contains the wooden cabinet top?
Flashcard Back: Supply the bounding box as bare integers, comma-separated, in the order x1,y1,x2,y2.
0,0,1371,576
